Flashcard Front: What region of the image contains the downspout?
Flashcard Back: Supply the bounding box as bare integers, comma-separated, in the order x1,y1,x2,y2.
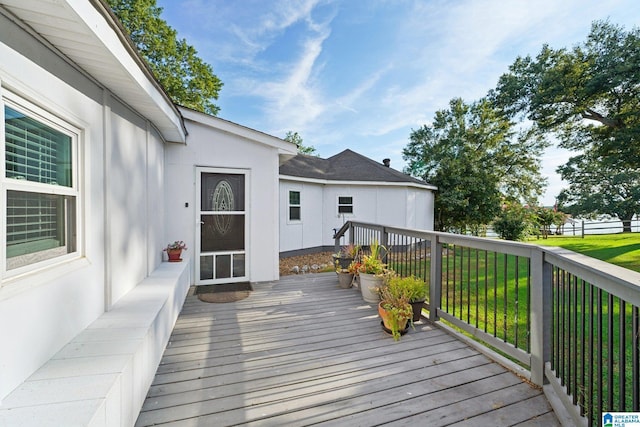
103,90,112,311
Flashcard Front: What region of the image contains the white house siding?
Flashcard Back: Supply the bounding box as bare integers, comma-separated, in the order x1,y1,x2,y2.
165,111,290,283
108,99,167,304
0,14,167,401
279,180,435,253
414,188,435,231
374,186,409,227
279,180,324,253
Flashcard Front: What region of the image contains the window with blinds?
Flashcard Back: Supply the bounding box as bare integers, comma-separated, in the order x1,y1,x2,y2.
5,106,72,186
3,103,78,271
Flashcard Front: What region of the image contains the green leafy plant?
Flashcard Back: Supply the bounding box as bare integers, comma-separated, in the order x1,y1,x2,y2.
378,278,413,340
358,240,387,275
389,275,427,302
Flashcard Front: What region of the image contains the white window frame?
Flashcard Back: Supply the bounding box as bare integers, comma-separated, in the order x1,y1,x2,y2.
337,195,354,217
288,189,301,222
1,91,82,279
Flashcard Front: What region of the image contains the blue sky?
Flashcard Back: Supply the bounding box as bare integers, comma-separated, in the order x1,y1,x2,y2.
156,0,639,205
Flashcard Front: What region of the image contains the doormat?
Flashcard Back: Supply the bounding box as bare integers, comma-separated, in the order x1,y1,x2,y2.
195,283,252,303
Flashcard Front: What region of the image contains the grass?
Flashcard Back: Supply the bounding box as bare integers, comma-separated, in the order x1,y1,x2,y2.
528,233,640,416
527,233,640,273
388,247,532,350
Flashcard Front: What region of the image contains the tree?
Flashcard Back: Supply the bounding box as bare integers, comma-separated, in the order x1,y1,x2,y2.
107,0,223,115
557,150,640,232
532,206,567,238
284,131,318,156
491,20,640,166
403,98,548,232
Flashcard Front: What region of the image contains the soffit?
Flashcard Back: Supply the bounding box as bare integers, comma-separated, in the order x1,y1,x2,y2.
0,0,185,143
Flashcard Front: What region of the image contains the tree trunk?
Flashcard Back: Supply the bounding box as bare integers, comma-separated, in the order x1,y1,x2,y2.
618,212,635,233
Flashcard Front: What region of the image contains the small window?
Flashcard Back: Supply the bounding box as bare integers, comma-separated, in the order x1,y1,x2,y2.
289,190,301,221
3,101,79,272
338,196,353,215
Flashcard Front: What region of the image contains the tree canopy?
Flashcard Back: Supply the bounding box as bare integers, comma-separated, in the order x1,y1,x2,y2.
490,20,640,226
491,20,640,165
107,0,223,115
284,131,318,156
403,98,548,232
557,149,640,232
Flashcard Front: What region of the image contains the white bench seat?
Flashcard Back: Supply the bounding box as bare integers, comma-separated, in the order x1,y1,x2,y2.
0,260,190,427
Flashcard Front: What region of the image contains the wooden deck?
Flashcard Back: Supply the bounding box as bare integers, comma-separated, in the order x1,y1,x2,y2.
136,273,560,426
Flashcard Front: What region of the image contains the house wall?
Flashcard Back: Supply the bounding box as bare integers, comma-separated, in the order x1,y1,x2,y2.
279,180,324,253
165,117,283,283
0,14,167,401
279,180,435,253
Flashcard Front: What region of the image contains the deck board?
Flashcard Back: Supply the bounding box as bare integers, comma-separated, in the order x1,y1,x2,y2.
136,273,559,426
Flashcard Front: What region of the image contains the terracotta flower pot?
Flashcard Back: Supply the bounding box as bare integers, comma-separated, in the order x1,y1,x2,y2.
378,302,409,340
167,248,183,262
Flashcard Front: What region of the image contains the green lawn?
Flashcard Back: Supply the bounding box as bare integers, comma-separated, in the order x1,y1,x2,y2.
527,233,640,273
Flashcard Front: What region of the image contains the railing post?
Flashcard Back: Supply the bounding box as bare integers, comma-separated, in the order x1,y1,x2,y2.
380,226,389,264
429,235,442,322
530,247,552,386
348,222,354,246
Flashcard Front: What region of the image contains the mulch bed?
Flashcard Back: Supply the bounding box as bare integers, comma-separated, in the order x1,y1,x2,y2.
279,251,335,276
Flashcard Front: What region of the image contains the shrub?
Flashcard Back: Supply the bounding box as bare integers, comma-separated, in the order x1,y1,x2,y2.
493,203,530,241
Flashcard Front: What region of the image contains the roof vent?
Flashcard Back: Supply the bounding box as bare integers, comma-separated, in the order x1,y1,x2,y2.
382,158,391,167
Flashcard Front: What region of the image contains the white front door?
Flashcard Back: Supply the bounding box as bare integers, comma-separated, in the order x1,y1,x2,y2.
196,168,248,285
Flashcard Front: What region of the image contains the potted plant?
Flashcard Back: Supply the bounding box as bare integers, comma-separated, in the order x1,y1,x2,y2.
378,277,413,340
346,260,362,287
357,240,388,303
332,244,360,269
389,275,427,322
335,263,354,289
164,240,187,262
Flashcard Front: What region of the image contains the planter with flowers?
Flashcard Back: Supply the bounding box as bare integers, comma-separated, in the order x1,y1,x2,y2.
164,240,187,262
378,276,413,340
357,240,388,303
336,259,362,289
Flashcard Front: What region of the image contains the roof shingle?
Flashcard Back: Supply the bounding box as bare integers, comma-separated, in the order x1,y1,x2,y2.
280,149,434,187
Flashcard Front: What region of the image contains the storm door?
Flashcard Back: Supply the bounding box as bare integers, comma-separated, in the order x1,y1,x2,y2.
196,168,248,285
